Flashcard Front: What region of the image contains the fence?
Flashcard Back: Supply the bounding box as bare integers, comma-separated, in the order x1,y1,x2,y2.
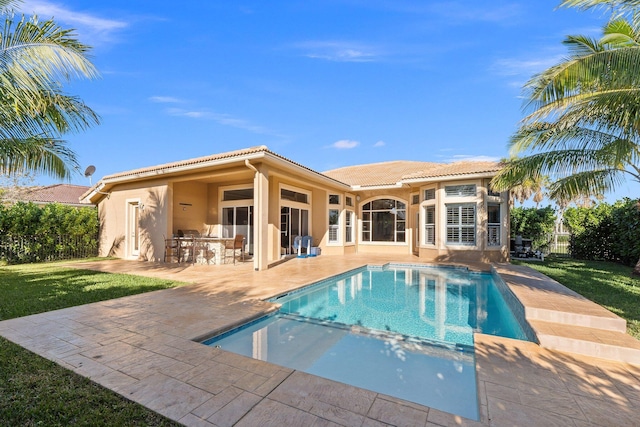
546,232,571,256
0,234,99,264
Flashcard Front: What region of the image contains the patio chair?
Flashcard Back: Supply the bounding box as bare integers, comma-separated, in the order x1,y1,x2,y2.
224,234,245,264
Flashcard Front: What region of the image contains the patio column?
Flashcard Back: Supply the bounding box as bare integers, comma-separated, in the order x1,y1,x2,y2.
253,163,269,271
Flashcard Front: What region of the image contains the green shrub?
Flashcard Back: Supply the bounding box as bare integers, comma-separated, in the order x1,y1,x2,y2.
0,202,98,263
510,206,557,250
563,199,640,266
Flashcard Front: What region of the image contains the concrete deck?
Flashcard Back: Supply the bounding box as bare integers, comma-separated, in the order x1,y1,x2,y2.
1,255,640,426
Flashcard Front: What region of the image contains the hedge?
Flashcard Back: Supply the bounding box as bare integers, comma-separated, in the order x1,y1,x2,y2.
563,198,640,266
0,202,98,264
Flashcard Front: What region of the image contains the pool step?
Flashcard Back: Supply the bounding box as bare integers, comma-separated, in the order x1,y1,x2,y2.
494,263,627,333
525,306,627,333
529,319,640,365
493,263,640,364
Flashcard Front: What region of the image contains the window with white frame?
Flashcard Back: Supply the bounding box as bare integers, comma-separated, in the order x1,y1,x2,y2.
223,188,254,201
329,209,340,243
411,194,419,205
446,204,476,245
346,196,354,207
329,194,340,205
425,205,435,245
487,203,501,246
361,199,406,242
424,188,435,201
281,188,308,204
345,210,354,243
445,184,476,197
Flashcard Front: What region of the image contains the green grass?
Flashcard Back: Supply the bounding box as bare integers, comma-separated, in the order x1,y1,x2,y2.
513,257,640,339
0,262,185,426
0,337,181,426
0,263,183,321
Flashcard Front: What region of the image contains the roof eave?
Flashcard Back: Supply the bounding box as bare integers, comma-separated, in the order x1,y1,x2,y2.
82,149,351,204
351,182,404,191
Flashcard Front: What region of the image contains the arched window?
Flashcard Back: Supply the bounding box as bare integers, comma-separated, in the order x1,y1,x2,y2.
361,199,406,242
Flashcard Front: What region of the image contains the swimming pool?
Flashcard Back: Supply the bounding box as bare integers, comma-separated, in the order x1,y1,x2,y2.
203,264,533,420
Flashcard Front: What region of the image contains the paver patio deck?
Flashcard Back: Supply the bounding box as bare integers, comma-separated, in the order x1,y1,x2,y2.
1,255,639,426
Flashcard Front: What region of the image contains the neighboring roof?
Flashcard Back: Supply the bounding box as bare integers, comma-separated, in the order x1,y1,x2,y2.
21,184,92,206
323,160,503,187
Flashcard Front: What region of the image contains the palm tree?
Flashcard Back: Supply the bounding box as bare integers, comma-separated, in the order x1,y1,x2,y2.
509,175,549,207
491,2,640,273
492,17,640,202
0,1,99,180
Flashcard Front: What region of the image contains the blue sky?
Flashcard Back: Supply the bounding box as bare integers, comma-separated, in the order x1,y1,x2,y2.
18,0,640,201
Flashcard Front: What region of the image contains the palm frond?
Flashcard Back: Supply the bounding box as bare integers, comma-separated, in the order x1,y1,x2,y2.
0,16,98,108
0,136,78,179
602,18,640,46
525,46,640,110
0,11,99,180
559,1,640,12
564,35,604,56
547,168,628,200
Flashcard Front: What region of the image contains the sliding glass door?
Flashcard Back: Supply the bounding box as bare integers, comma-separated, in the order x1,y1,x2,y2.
222,206,254,254
280,206,309,254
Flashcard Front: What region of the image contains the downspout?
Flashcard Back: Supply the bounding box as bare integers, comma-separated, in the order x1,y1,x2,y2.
245,160,260,270
245,159,258,174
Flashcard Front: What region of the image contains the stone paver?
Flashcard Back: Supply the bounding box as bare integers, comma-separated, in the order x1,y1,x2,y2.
1,255,640,426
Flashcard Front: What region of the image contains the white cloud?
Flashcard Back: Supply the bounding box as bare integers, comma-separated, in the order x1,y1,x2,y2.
293,41,380,62
491,55,564,78
373,140,385,147
166,108,283,137
331,139,360,149
20,1,128,44
149,96,183,104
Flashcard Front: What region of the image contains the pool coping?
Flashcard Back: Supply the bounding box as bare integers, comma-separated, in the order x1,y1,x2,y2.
1,256,640,426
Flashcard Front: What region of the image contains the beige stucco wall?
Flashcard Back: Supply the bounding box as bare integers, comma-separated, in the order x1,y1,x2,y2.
172,181,208,234
97,180,171,261
95,159,509,268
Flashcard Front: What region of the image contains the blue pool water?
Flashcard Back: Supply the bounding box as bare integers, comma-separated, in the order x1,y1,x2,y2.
204,264,533,420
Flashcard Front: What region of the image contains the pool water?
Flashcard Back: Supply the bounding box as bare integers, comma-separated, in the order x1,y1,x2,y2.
203,264,532,420
206,313,478,420
275,265,529,346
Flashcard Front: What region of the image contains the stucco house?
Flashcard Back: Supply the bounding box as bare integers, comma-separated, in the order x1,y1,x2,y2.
81,146,509,270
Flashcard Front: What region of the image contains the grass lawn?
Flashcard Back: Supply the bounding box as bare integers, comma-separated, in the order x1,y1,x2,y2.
513,257,640,339
0,261,185,426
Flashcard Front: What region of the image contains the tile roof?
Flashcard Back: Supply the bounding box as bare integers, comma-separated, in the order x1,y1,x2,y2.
22,184,92,205
322,161,441,186
323,160,502,187
402,161,503,180
101,146,272,181
88,145,502,199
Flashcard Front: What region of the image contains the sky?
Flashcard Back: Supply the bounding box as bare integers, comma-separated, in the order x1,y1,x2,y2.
15,0,640,202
